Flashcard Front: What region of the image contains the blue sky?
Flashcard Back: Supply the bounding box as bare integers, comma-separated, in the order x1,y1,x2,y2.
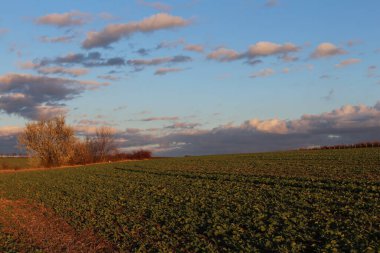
1,0,380,155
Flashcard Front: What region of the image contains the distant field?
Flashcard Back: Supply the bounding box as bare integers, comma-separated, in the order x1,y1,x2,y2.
0,157,29,170
0,148,379,252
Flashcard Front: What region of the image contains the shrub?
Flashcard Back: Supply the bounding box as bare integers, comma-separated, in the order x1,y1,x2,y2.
18,116,76,167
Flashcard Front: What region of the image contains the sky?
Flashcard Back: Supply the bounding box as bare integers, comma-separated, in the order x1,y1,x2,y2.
0,0,380,156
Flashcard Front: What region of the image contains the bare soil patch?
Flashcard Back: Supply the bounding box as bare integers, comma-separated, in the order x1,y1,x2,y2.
0,198,115,253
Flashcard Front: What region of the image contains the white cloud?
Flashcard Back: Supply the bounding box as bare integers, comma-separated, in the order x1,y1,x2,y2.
311,43,346,58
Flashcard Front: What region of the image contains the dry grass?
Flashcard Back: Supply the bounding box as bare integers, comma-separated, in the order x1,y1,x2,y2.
0,198,116,253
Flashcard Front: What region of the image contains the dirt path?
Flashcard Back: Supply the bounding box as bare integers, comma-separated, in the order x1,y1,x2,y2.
0,198,115,253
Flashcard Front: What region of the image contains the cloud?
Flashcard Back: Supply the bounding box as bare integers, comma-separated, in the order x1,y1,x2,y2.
367,65,377,78
165,122,201,129
140,116,179,121
39,35,75,43
135,48,151,56
3,102,380,156
154,67,184,75
153,102,380,156
113,105,128,112
0,73,108,120
322,89,334,101
208,42,299,63
184,44,204,53
104,101,380,156
311,43,346,58
265,0,279,7
77,119,113,126
156,38,185,49
207,47,240,62
0,28,9,36
0,126,23,137
137,0,172,11
346,39,361,47
28,52,126,68
97,74,121,81
335,58,361,68
127,55,191,70
247,41,298,58
36,66,89,77
250,68,275,78
82,13,190,49
35,11,90,27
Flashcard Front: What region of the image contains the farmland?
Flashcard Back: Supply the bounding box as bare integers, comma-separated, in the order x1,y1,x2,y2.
0,148,379,252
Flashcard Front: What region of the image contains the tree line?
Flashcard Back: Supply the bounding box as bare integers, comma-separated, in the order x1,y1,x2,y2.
300,141,380,151
18,116,151,168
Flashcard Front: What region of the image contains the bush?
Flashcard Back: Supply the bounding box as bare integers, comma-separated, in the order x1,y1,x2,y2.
18,116,76,167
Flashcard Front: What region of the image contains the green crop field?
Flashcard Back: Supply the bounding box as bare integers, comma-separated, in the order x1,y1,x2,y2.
0,157,29,170
0,148,379,252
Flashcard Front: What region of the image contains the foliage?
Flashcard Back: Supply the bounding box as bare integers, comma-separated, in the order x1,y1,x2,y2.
18,116,76,167
17,117,138,167
106,150,152,161
0,148,379,252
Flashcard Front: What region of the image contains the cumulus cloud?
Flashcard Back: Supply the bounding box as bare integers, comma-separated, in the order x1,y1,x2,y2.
154,67,184,75
335,58,361,68
207,47,240,62
152,102,380,156
2,102,380,155
247,41,298,58
0,73,108,120
250,68,275,78
104,101,380,156
184,44,204,53
311,43,346,58
208,42,299,63
35,11,90,27
82,13,190,49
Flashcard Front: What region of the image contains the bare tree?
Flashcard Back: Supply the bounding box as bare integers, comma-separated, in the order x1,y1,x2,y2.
87,127,117,162
18,116,76,167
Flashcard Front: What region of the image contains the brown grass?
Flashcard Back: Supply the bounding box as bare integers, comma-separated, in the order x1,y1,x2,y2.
0,198,116,253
